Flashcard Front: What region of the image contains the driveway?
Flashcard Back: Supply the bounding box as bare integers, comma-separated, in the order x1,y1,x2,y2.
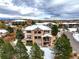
41,47,54,59
65,32,79,53
26,46,54,59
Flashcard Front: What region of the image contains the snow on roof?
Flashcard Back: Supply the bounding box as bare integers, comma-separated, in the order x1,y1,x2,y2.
68,28,77,32
0,29,8,33
61,22,79,24
36,22,56,25
51,23,56,25
24,25,51,30
36,22,50,25
14,20,26,22
42,34,52,37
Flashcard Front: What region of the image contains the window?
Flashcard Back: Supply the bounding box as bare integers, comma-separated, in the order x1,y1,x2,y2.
27,35,31,39
44,30,50,33
34,36,41,39
35,36,38,39
27,31,31,33
34,31,41,34
43,42,50,46
34,31,37,34
38,36,41,39
38,31,41,34
43,37,49,41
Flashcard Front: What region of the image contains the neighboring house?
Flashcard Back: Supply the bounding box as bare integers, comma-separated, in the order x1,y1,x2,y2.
36,22,50,26
59,22,79,28
0,29,8,37
12,20,26,26
23,25,55,47
36,22,56,28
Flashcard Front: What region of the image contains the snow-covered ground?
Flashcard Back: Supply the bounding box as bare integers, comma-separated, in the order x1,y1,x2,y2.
41,47,54,59
59,28,77,32
73,32,79,42
26,46,54,59
68,28,77,32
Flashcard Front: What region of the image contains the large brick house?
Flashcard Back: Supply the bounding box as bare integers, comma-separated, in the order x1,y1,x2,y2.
23,24,55,47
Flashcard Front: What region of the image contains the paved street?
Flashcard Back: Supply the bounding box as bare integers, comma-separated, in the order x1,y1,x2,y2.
65,32,79,53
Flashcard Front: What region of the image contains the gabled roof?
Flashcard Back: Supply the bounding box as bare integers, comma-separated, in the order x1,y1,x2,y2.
24,25,51,30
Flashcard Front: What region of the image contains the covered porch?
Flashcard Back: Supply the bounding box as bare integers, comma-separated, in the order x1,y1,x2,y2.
42,34,52,47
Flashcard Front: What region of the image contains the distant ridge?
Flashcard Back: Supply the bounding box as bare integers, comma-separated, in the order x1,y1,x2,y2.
0,17,79,21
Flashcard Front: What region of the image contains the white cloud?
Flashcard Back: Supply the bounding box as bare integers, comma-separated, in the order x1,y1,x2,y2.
21,16,40,19
19,7,34,14
0,1,44,16
0,0,79,19
0,0,12,3
0,0,13,6
61,4,79,13
0,13,21,18
52,0,66,5
18,7,45,16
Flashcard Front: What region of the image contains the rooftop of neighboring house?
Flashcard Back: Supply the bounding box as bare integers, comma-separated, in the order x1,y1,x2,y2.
24,24,51,31
0,29,8,33
36,22,56,25
13,20,26,22
36,22,50,25
59,22,79,24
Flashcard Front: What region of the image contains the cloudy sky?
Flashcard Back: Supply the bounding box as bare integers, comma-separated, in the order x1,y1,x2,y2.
0,0,79,19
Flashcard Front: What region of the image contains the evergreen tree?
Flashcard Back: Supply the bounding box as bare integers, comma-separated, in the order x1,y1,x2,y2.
1,42,15,59
32,20,35,25
15,40,29,59
0,38,4,46
0,38,5,58
54,34,72,59
16,29,24,40
0,21,6,29
51,25,58,36
6,26,14,33
30,43,44,59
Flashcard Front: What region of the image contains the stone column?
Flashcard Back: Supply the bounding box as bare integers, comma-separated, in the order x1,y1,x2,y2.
32,31,35,45
41,30,44,46
51,36,56,47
